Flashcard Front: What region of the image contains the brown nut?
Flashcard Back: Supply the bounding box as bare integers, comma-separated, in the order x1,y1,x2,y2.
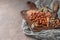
53,2,59,13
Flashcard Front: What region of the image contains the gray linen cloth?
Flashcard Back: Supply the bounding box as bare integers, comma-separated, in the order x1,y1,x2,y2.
21,0,60,40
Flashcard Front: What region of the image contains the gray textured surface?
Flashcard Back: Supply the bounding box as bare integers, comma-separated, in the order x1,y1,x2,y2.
0,0,36,40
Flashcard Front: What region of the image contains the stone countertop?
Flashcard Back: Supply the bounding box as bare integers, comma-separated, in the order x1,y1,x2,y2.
0,0,36,40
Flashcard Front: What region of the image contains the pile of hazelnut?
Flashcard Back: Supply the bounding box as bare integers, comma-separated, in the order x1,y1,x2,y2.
26,9,53,31
26,9,60,31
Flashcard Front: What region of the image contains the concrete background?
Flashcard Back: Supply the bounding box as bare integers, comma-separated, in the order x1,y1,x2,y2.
0,0,37,40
